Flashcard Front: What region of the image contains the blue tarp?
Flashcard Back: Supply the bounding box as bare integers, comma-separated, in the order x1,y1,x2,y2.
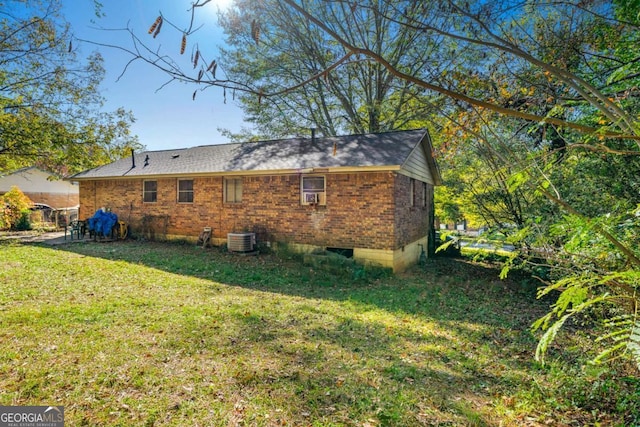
87,210,118,237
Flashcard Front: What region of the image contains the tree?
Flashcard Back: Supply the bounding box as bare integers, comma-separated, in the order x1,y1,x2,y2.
0,0,141,176
216,0,446,139
116,0,640,369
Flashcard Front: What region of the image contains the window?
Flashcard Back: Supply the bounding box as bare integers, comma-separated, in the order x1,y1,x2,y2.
224,178,243,203
143,180,157,203
178,179,194,203
410,178,415,207
301,175,326,205
422,182,428,207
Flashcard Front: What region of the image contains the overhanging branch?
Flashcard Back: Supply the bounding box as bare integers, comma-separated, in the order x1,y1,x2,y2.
279,0,640,142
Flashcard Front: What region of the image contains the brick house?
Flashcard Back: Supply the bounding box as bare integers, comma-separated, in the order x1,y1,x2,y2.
71,129,441,272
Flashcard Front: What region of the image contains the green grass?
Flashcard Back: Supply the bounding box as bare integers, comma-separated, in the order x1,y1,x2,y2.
0,239,637,426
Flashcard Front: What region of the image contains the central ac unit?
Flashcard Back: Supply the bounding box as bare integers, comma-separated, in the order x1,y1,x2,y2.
227,232,256,252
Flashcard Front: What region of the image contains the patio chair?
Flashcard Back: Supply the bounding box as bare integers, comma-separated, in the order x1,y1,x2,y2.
65,219,85,240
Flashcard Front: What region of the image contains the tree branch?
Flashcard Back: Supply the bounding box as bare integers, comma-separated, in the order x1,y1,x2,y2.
279,0,640,141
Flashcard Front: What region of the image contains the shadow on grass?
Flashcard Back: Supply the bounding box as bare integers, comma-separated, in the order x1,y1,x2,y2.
148,290,526,426
45,240,543,316
13,239,556,425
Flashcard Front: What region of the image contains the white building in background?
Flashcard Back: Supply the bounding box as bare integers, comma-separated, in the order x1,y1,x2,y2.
0,167,79,209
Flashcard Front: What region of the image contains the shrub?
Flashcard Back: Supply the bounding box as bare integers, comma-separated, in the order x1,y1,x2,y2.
15,209,32,231
0,186,33,230
0,204,8,230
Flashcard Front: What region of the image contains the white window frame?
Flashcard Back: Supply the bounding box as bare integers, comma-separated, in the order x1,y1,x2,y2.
301,175,326,206
177,179,194,203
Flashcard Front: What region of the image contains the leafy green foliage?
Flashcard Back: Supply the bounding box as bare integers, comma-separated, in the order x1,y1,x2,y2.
14,210,32,231
0,0,142,175
526,206,640,367
422,1,640,371
629,321,640,370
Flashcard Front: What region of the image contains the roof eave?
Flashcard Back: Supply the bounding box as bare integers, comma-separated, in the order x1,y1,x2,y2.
69,165,403,181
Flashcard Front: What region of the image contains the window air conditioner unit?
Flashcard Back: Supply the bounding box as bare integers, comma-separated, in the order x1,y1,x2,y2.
227,232,256,252
303,192,319,204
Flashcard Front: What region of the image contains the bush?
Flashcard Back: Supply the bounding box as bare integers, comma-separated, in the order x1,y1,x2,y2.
15,209,32,231
0,186,33,230
0,205,8,230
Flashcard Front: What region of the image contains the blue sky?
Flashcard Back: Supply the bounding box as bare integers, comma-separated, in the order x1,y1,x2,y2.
63,0,245,151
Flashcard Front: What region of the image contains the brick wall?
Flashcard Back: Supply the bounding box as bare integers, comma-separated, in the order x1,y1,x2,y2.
79,171,431,250
394,174,433,247
21,192,79,209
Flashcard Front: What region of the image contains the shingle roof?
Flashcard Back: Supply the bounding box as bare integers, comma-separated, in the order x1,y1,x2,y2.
1,166,61,179
72,129,435,180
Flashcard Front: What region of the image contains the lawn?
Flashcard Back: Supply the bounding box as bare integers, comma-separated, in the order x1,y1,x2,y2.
0,239,636,426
